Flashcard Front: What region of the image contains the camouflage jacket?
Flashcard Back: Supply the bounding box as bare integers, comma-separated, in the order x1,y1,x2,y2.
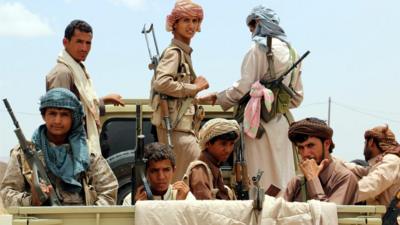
0,144,118,207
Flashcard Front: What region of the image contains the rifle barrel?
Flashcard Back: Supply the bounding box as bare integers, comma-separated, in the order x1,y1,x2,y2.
3,99,61,206
3,99,20,128
151,25,160,56
278,50,310,81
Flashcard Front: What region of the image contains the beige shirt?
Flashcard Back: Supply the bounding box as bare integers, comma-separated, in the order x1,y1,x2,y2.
348,154,400,206
46,62,105,116
151,39,198,132
0,145,118,206
152,39,198,98
46,63,80,97
284,158,359,205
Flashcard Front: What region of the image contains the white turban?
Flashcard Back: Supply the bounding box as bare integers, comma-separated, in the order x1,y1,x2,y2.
198,118,240,151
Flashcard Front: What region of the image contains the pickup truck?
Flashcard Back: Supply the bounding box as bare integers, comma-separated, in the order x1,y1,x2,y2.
0,99,388,225
100,99,236,204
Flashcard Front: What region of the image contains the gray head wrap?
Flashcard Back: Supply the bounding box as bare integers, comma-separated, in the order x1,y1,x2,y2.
39,88,85,130
246,6,289,49
33,88,89,192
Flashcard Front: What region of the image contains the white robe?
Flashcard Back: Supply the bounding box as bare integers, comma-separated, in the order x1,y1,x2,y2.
217,38,304,191
122,184,196,205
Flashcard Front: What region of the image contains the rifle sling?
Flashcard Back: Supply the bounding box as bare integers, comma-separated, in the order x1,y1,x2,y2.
266,36,276,80
157,46,196,130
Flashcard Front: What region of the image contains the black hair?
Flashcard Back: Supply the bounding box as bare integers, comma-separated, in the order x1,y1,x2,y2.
247,19,256,28
208,131,238,145
64,20,92,40
144,142,176,169
292,133,334,153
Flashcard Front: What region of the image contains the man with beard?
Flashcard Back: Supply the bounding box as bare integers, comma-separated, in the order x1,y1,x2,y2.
346,125,400,209
283,117,358,204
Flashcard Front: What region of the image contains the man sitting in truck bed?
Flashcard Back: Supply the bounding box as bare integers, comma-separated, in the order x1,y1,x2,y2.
0,88,118,206
123,142,195,204
283,117,359,205
184,118,240,200
346,125,400,223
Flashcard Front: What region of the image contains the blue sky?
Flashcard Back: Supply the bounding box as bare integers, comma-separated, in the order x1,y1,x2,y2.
1,0,400,162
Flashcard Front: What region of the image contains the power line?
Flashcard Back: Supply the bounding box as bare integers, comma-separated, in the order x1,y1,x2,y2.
300,102,327,107
0,110,39,116
332,101,400,115
332,101,400,123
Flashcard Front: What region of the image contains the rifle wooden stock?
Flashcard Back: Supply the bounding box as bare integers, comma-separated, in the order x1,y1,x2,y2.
235,162,242,183
242,164,250,191
235,123,250,200
160,95,173,149
3,98,61,206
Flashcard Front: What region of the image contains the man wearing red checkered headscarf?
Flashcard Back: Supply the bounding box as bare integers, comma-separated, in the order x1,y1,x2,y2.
166,0,204,33
348,124,400,217
150,0,210,182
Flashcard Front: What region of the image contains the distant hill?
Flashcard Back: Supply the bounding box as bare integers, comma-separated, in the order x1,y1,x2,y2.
0,157,8,164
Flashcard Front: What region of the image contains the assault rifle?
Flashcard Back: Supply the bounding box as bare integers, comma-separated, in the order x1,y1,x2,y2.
131,104,153,205
250,170,265,210
238,50,310,106
382,191,400,225
3,99,61,206
235,123,250,200
142,23,173,150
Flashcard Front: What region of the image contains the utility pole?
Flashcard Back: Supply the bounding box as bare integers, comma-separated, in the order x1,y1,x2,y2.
328,97,331,126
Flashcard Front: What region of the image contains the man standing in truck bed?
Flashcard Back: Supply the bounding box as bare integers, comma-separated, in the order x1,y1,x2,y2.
150,0,210,181
46,19,124,154
199,6,304,191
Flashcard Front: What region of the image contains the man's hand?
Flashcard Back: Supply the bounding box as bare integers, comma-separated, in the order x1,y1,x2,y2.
31,182,52,206
101,93,125,106
172,181,190,200
299,158,329,181
134,185,148,201
194,76,209,93
196,92,217,105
